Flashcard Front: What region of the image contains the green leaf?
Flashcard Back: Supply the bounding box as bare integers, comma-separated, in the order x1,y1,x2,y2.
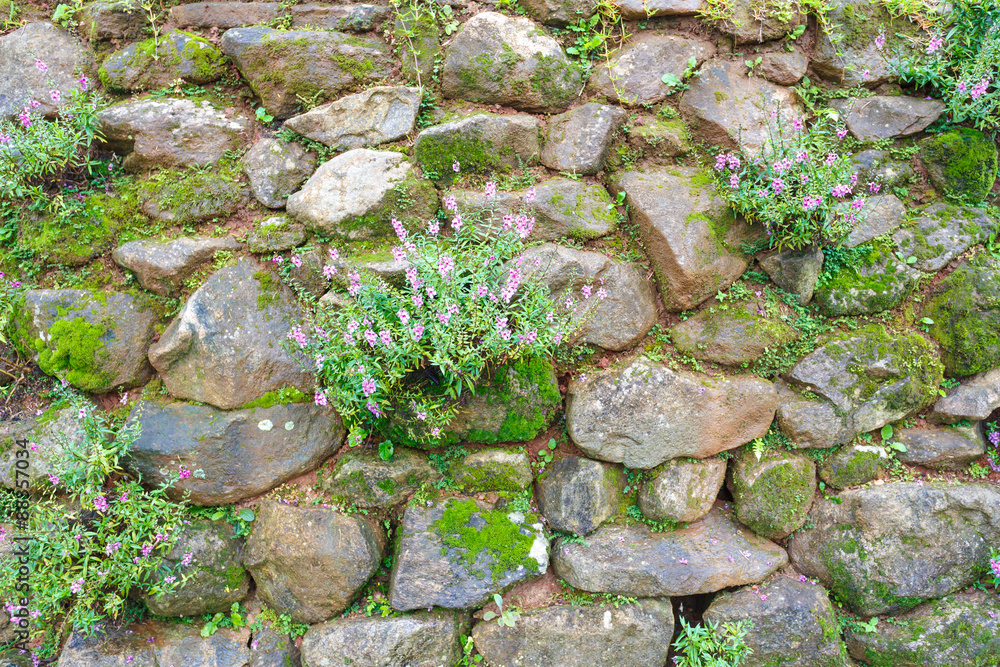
906,255,918,264
891,442,907,453
880,424,893,440
920,317,935,325
238,509,256,522
661,73,681,87
482,611,496,621
493,593,503,607
379,440,395,461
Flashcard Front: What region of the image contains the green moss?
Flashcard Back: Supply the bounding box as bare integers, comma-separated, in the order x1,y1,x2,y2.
732,449,813,538
415,129,503,181
241,386,308,409
813,242,916,316
920,128,999,204
338,175,437,239
468,356,560,444
34,317,110,392
253,270,280,311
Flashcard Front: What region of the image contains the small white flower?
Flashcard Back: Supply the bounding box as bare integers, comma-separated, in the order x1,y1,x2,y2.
284,421,295,431
258,419,274,431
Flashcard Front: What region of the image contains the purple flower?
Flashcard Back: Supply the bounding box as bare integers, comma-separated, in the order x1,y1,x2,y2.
771,178,784,194
323,264,337,280
428,220,440,235
291,255,302,268
366,401,382,418
314,391,327,406
582,285,592,299
438,255,454,278
875,33,886,50
484,181,496,199
379,329,392,346
397,308,410,325
927,35,943,54
70,578,84,594
179,467,192,479
837,127,848,139
287,326,307,347
94,497,109,513
525,186,536,204
412,324,424,340
49,89,61,103
328,247,340,261
729,173,739,189
443,195,457,211
452,160,460,173
451,214,463,233
164,576,176,584
391,217,407,241
597,287,607,300
78,74,89,90
476,285,488,298
362,377,377,396
714,154,728,171
437,312,451,325
18,109,31,129
364,329,378,347
869,182,881,193
411,293,424,309
180,552,194,567
35,58,47,72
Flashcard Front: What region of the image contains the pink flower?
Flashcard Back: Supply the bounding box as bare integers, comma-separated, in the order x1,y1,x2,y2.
412,293,424,309
379,329,392,346
412,324,424,340
443,195,457,211
729,173,739,189
760,594,768,601
597,287,607,300
18,109,31,129
287,326,307,347
971,78,990,100
437,312,451,325
795,150,809,163
850,172,859,186
773,158,792,173
862,69,871,80
348,271,362,297
484,181,496,199
392,246,406,262
875,33,886,50
727,154,740,169
78,408,87,419
582,285,592,299
476,285,488,298
958,81,968,93
714,154,728,171
525,186,536,204
869,182,881,193
831,184,851,197
397,308,410,325
364,329,378,347
431,427,441,437
837,128,848,139
35,58,47,72
78,74,89,90
367,401,383,418
428,220,440,235
825,153,837,166
362,377,377,396
793,117,803,131
391,217,407,241
328,247,340,261
49,89,61,102
291,255,302,268
70,578,84,594
771,178,784,194
851,196,866,210
417,411,427,420
179,466,192,479
679,558,688,564
314,391,327,406
927,35,943,54
452,161,460,173
322,265,337,280
438,255,454,278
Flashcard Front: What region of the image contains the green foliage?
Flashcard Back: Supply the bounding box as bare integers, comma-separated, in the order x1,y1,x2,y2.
0,271,24,346
200,602,245,637
251,604,310,639
671,617,754,667
482,593,521,627
188,505,257,539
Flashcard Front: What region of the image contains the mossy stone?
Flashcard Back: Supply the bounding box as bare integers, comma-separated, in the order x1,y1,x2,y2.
729,447,816,540
920,128,999,204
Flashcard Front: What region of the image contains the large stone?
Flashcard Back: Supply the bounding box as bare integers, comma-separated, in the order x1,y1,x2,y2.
283,86,420,150
290,3,392,31
852,149,915,189
759,50,808,85
301,612,466,667
249,624,300,667
680,59,802,155
318,447,440,509
833,96,945,142
931,367,1000,424
245,500,383,623
99,30,226,91
704,576,848,667
894,423,986,471
57,622,250,667
441,12,581,112
394,11,438,85
759,246,824,306
125,399,344,505
844,194,907,247
729,448,816,540
812,242,920,316
818,442,883,489
15,289,155,393
247,216,308,254
0,22,86,119
242,138,317,209
287,149,437,239
554,505,787,596
522,0,599,24
672,300,800,366
452,449,533,493
614,166,753,311
566,357,776,469
540,103,627,175
920,127,999,204
714,0,805,45
589,32,715,106
389,497,549,611
414,113,541,181
0,406,83,491
472,599,674,667
891,202,997,273
628,116,691,161
98,97,248,172
613,0,702,18
79,0,146,41
638,457,726,524
147,259,313,410
536,456,624,536
112,236,242,296
221,27,393,119
171,2,280,29
517,244,657,351
789,482,1000,616
137,164,250,225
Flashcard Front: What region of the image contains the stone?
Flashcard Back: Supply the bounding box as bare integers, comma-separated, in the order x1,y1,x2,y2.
589,32,715,106
931,367,1000,424
0,22,86,119
517,244,656,351
389,497,549,611
112,236,242,296
680,59,803,155
536,456,624,536
844,591,1000,666
125,399,344,505
99,30,226,91
453,449,533,493
98,97,248,172
777,327,943,448
57,622,250,667
540,103,627,175
249,624,301,667
221,27,393,119
247,216,308,253
394,12,438,85
671,300,800,366
245,500,383,623
284,86,420,150
319,447,440,509
920,127,999,204
301,611,466,667
414,113,541,181
138,165,251,225
845,194,907,247
789,482,1000,615
522,0,599,24
638,457,726,524
141,520,250,616
759,50,808,85
759,246,824,306
15,289,155,393
833,96,945,141
566,357,776,469
729,448,816,540
628,117,691,161
892,203,996,273
472,599,674,667
554,505,787,596
242,138,318,209
613,0,702,18
147,259,313,410
614,166,753,311
290,3,392,31
852,149,916,189
79,0,146,41
441,12,581,112
0,407,83,491
715,0,805,45
171,2,280,29
812,242,920,316
818,442,883,489
287,149,437,239
894,423,986,471
704,576,848,667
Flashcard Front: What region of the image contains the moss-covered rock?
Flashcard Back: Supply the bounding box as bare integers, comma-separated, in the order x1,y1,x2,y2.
100,29,226,91
818,443,882,489
813,242,920,316
247,216,308,253
137,161,251,225
413,113,540,183
672,299,800,365
394,11,439,85
318,447,441,509
452,448,533,493
729,447,816,540
628,116,691,162
891,202,997,273
920,128,999,204
638,456,726,524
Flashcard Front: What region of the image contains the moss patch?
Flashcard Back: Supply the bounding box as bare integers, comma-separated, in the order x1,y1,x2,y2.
34,317,110,392
919,128,999,204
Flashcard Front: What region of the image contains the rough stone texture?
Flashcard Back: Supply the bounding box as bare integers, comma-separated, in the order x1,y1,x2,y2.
394,12,438,85
414,113,541,180
517,244,656,351
812,242,920,316
0,22,86,119
704,577,848,667
536,456,624,536
521,0,599,24
141,520,250,616
171,2,280,29
614,166,753,311
818,442,883,489
680,59,803,155
638,457,726,524
221,27,393,119
249,624,301,667
672,300,799,365
789,482,1000,616
759,247,824,306
931,367,1000,424
472,599,674,667
614,0,702,18
245,500,383,624
0,407,83,491
832,96,945,142
139,171,250,225
729,448,816,540
247,216,308,253
894,423,986,471
852,149,915,189
112,236,242,296
844,591,1000,666
920,127,999,204
540,103,627,175
126,399,344,505
242,138,318,209
845,194,907,247
100,30,226,91
554,506,787,596
759,50,808,85
57,622,250,667
290,3,392,31
79,0,146,41
319,447,440,509
283,86,420,150
98,97,248,172
16,289,155,393
590,32,715,106
567,357,776,469
452,449,533,493
628,117,691,161
389,498,549,611
812,0,917,87
301,612,466,667
441,12,581,111
715,0,804,45
147,259,313,410
892,202,997,273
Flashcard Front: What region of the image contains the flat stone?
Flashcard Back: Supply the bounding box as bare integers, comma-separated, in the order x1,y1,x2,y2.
812,0,917,87
638,457,726,524
540,103,627,175
99,30,226,91
729,448,816,540
845,194,907,247
414,113,541,181
112,236,242,296
672,300,799,366
759,50,808,85
242,138,318,209
715,0,805,45
628,116,691,161
247,216,308,253
0,22,87,119
613,0,702,18
301,612,466,667
894,423,986,471
171,2,280,28
759,246,824,306
892,202,997,272
812,242,920,316
833,96,946,141
818,442,883,489
521,0,599,25
536,456,624,536
290,3,392,31
931,367,1000,424
319,447,440,509
284,86,420,150
452,449,533,493
79,0,146,41
57,622,250,667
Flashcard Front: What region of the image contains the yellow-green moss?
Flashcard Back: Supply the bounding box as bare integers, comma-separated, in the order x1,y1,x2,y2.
920,128,998,204
34,317,110,392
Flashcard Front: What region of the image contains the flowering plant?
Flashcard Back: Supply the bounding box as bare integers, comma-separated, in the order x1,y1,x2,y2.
0,270,25,347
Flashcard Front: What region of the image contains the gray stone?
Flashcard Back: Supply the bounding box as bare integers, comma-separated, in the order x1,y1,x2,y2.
672,300,800,366
0,407,82,491
818,442,883,489
112,236,242,296
319,447,439,509
245,500,384,624
920,127,999,204
812,242,920,316
566,356,777,469
759,246,824,306
628,116,691,161
414,113,541,181
472,599,674,667
833,96,946,142
79,0,146,41
638,457,726,524
0,22,86,119
540,103,627,175
892,202,997,272
590,32,715,106
147,259,313,410
851,149,915,189
139,168,251,225
453,449,533,493
715,0,805,45
894,423,986,471
243,138,318,209
932,367,1000,424
171,2,280,29
283,86,420,150
99,30,226,91
729,448,816,540
759,50,808,85
614,0,702,18
249,624,301,667
290,3,392,31
522,0,599,24
845,194,907,247
536,456,624,536
247,216,308,253
57,622,250,667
